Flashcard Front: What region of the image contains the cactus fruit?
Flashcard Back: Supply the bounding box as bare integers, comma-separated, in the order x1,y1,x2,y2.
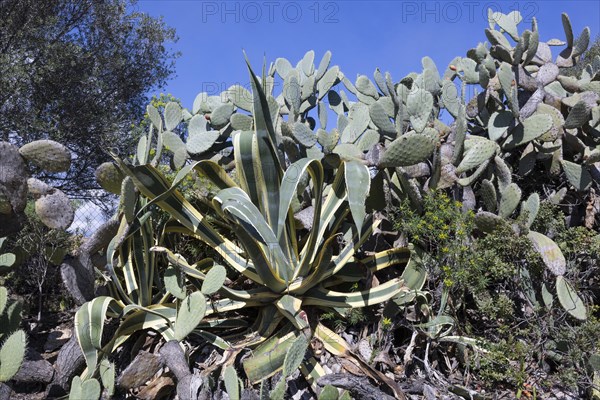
174,292,207,341
379,132,436,168
18,140,71,173
35,189,75,230
95,162,124,194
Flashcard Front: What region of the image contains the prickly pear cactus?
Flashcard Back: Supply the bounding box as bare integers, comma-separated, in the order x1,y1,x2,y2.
0,140,74,235
0,239,26,383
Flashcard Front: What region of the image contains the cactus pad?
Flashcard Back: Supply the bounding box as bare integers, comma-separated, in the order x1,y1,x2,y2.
164,102,183,132
317,129,339,154
498,183,522,218
474,211,503,233
379,132,436,168
224,366,240,400
456,139,497,174
35,189,74,230
27,178,52,198
201,264,227,295
210,104,235,128
291,122,317,147
227,85,253,112
0,329,26,382
504,114,553,148
230,113,253,131
68,376,101,400
95,162,124,194
488,111,514,142
174,292,206,340
479,179,497,212
561,160,592,191
407,88,433,132
556,276,587,320
520,192,540,227
283,334,308,377
527,231,566,276
19,140,71,173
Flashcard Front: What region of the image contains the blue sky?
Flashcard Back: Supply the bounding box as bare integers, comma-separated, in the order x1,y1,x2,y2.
136,1,600,107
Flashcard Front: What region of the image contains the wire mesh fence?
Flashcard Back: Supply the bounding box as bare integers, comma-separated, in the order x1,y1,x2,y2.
68,194,117,237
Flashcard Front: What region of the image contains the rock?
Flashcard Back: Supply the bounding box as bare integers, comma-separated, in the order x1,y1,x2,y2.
241,388,261,400
0,383,13,400
176,374,203,400
137,376,175,400
60,257,95,306
13,358,55,383
117,351,163,389
44,328,71,352
159,341,190,381
317,374,396,400
294,206,314,230
423,384,438,400
45,334,85,397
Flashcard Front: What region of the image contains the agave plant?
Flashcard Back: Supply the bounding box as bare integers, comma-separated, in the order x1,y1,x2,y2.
73,146,231,397
115,58,413,394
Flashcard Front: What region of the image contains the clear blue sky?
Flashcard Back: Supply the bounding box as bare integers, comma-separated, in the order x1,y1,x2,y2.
136,1,600,107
